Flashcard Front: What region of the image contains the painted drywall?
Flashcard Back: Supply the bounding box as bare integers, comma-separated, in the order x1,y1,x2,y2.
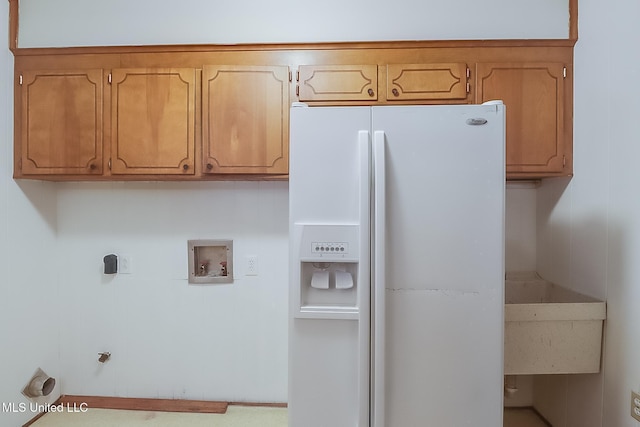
505,183,537,272
535,1,640,426
55,181,289,402
17,0,570,47
0,3,61,426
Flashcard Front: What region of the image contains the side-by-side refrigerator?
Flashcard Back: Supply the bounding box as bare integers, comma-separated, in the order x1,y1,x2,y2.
288,103,505,426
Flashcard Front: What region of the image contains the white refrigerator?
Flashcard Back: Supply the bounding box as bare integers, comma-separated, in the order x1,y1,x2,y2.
288,103,505,427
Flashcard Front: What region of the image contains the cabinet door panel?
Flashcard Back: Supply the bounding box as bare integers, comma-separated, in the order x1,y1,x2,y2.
298,65,378,101
203,65,289,174
387,63,468,101
20,70,103,175
111,68,196,175
476,63,566,176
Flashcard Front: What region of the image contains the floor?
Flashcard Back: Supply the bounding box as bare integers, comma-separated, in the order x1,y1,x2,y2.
504,408,551,427
30,405,287,427
31,406,547,426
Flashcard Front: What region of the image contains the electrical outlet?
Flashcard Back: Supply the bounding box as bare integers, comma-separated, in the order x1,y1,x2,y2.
119,254,132,274
246,255,258,276
631,391,640,421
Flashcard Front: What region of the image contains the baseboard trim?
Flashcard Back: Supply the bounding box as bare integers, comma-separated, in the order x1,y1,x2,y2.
229,401,288,408
22,411,47,427
22,397,63,427
58,395,228,414
22,395,288,426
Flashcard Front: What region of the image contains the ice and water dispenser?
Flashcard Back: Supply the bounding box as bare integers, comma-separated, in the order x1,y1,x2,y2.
292,223,361,319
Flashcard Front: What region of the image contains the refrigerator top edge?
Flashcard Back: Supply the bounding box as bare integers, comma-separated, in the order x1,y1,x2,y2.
291,103,504,111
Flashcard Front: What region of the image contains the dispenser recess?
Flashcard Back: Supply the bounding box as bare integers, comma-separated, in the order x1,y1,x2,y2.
292,224,361,319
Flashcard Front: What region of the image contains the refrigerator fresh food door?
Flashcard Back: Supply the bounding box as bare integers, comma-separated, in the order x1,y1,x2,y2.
371,105,505,427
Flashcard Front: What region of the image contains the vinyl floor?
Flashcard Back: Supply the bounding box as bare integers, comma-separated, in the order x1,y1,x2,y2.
30,405,287,427
31,405,547,427
504,407,551,427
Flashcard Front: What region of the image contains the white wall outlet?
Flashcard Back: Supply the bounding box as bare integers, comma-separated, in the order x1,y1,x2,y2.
246,255,258,276
119,254,132,274
631,391,640,422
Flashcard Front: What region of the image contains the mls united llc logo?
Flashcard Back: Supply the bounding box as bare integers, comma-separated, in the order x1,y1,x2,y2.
2,402,88,413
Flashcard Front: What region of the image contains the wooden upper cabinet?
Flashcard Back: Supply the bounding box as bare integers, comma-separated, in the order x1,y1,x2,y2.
13,42,573,182
476,63,567,177
18,69,103,176
297,65,378,101
110,68,196,175
386,63,468,101
203,65,289,174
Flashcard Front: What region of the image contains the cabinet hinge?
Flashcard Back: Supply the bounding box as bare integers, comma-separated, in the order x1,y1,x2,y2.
19,74,22,85
563,67,567,78
466,67,470,79
108,73,112,84
466,82,470,93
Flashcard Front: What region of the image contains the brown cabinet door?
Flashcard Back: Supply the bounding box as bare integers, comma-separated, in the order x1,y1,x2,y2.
476,63,567,177
19,70,103,175
297,65,378,101
387,63,468,101
110,68,196,175
203,65,289,174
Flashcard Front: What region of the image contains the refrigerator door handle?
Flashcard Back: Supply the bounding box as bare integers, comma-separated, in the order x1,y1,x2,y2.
359,130,372,232
358,129,372,426
372,130,386,427
358,130,371,426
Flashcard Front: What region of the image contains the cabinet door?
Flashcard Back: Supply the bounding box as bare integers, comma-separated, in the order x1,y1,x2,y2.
19,70,103,175
110,68,196,175
476,63,567,177
203,65,289,174
298,65,378,101
387,63,468,101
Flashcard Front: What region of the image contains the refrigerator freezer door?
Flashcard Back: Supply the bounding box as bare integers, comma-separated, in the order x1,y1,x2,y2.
289,107,371,427
289,107,370,225
371,105,505,426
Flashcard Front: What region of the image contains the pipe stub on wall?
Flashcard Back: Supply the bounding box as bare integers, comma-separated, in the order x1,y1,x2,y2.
21,367,56,399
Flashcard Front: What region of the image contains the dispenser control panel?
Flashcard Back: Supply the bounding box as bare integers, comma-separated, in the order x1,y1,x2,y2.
311,242,349,254
295,223,359,262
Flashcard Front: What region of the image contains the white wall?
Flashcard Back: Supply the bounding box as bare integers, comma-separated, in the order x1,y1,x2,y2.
17,0,570,47
0,3,61,425
505,183,537,273
55,181,289,402
536,0,640,426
